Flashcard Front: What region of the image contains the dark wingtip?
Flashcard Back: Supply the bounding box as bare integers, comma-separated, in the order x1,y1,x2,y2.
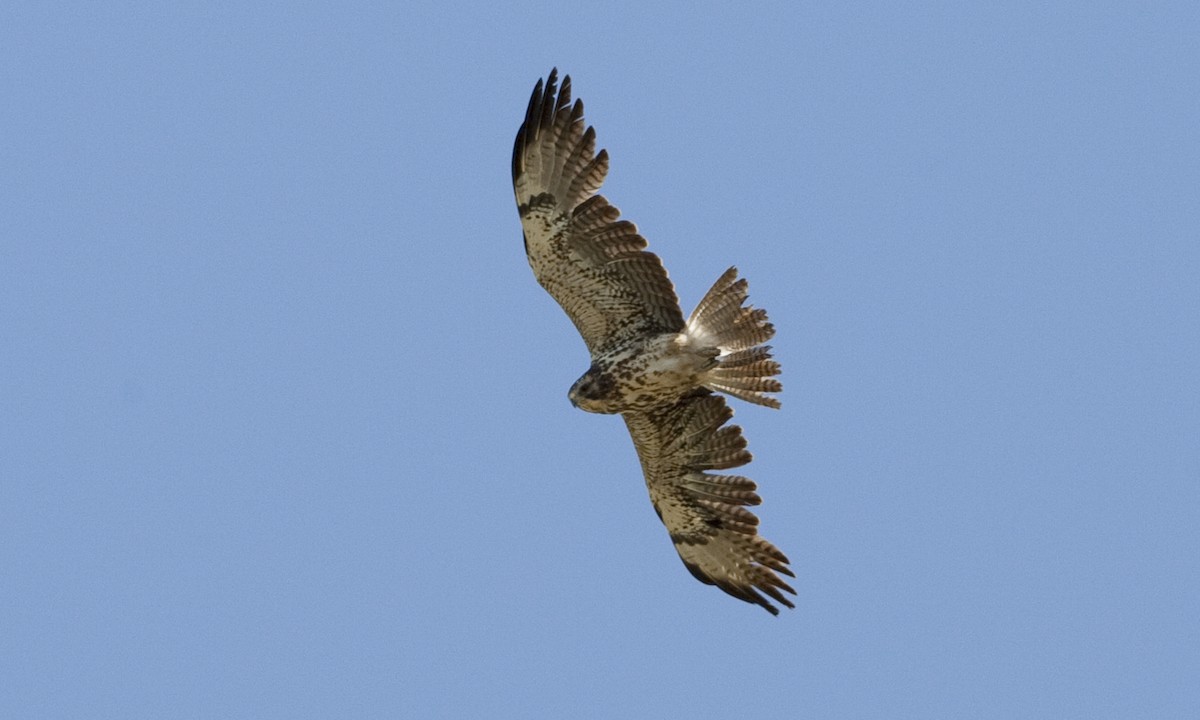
682,557,792,616
512,69,564,184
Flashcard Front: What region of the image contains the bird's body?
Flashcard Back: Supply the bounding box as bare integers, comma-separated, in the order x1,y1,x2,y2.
512,69,795,614
571,331,711,414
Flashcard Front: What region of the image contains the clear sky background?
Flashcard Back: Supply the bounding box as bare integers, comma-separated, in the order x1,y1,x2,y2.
2,2,1197,718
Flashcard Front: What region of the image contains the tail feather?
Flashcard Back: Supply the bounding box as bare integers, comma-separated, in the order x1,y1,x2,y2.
688,267,742,326
711,360,781,380
687,267,782,409
717,346,775,368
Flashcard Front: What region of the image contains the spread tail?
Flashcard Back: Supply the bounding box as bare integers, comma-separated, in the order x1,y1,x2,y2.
686,267,782,409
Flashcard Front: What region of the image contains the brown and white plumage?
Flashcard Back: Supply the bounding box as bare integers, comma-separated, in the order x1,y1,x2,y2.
512,69,794,615
624,394,795,613
513,70,683,355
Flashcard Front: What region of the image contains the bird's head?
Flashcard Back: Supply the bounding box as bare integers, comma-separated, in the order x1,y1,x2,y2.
568,365,617,414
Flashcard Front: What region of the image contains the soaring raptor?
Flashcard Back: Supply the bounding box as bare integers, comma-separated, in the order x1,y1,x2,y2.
512,69,794,614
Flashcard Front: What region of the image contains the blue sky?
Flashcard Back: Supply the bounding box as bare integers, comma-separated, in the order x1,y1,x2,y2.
2,1,1198,718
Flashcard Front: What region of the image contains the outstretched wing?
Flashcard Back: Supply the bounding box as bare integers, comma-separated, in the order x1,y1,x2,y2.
513,69,684,354
623,391,795,614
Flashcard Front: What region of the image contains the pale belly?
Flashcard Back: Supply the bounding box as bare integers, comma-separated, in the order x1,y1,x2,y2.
589,333,713,412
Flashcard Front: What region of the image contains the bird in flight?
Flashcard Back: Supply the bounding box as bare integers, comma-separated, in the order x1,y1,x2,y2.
512,69,794,614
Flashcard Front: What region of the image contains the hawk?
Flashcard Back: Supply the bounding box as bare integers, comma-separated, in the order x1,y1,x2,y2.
512,69,795,615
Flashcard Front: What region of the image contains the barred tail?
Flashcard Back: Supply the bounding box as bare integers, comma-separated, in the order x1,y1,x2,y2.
686,267,782,409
